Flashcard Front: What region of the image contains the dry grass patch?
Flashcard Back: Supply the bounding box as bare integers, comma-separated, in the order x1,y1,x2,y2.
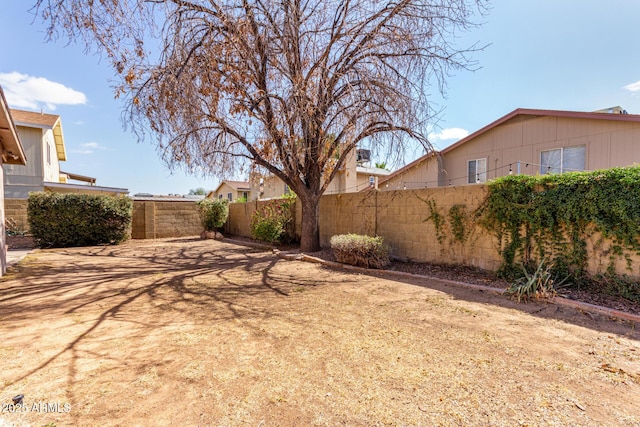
0,238,638,426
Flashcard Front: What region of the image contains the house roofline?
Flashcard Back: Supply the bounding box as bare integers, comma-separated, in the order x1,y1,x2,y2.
11,109,67,161
440,107,640,156
377,151,439,186
382,107,640,182
212,180,251,194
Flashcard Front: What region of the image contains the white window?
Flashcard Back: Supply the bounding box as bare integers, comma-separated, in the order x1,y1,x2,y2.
47,141,52,166
227,192,232,201
540,146,585,174
468,158,487,184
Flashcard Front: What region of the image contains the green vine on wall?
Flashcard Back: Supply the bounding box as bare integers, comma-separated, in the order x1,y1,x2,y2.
476,166,640,302
448,204,469,244
422,198,472,246
423,198,446,244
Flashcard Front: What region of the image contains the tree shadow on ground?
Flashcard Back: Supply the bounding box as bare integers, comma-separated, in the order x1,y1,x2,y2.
0,238,345,398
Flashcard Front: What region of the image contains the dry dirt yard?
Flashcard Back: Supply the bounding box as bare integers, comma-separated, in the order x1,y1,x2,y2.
0,238,638,427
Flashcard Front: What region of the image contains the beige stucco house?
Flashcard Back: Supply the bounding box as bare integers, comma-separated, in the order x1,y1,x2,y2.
381,107,640,190
0,88,27,275
208,181,251,202
250,148,390,200
3,109,129,198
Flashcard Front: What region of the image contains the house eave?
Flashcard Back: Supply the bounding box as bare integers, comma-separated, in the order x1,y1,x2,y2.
0,88,26,165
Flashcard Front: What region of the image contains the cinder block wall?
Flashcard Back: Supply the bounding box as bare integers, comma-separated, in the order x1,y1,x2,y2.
226,202,257,237
227,187,502,270
4,199,28,229
228,186,640,277
3,198,204,240
318,186,502,271
226,199,302,238
132,200,202,239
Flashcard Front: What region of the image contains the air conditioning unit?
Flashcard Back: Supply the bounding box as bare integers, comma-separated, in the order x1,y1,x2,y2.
356,149,371,163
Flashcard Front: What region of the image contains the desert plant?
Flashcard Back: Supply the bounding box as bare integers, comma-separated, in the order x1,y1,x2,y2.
196,198,229,231
506,258,568,302
28,193,132,248
330,234,391,269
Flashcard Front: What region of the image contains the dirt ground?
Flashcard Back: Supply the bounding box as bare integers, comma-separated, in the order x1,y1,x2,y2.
0,238,639,427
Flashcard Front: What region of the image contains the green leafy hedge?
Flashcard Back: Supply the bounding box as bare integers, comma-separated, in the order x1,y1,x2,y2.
477,166,640,301
28,193,133,248
196,198,229,231
330,234,390,269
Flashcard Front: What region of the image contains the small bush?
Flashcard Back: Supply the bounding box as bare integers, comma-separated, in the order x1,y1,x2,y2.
197,198,229,231
250,197,296,244
330,234,390,269
28,193,132,248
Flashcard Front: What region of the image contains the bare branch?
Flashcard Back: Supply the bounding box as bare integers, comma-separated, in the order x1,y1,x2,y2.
34,0,488,250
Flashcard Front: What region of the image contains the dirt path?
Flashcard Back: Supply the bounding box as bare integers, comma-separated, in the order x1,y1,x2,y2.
0,238,638,426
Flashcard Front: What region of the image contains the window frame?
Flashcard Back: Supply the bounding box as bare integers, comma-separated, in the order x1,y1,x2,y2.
467,158,487,184
46,141,52,166
540,145,586,174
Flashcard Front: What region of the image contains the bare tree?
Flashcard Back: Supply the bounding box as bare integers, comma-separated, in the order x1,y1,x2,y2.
35,0,487,251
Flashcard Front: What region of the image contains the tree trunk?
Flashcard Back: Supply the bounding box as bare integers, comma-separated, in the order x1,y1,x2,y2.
299,195,321,252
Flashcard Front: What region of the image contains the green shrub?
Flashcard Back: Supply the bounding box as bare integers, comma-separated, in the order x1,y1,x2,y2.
250,197,296,244
477,166,640,301
330,234,390,269
28,193,132,248
196,198,229,231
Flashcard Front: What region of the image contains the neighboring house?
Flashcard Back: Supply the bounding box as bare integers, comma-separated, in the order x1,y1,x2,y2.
208,181,251,202
3,109,128,198
0,87,27,275
250,148,391,200
381,107,640,190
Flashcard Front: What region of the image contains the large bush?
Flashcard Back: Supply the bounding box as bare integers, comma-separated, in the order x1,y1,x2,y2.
28,193,132,248
330,234,390,269
250,196,296,244
196,198,229,231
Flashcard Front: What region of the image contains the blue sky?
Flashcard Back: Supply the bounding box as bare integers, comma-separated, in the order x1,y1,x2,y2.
1,1,639,195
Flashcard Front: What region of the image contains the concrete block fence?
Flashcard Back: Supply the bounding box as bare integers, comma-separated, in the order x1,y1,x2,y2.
4,187,639,278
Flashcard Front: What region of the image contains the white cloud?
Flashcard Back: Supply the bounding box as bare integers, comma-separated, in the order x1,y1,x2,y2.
0,71,87,111
624,80,640,92
73,142,109,155
428,127,470,142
